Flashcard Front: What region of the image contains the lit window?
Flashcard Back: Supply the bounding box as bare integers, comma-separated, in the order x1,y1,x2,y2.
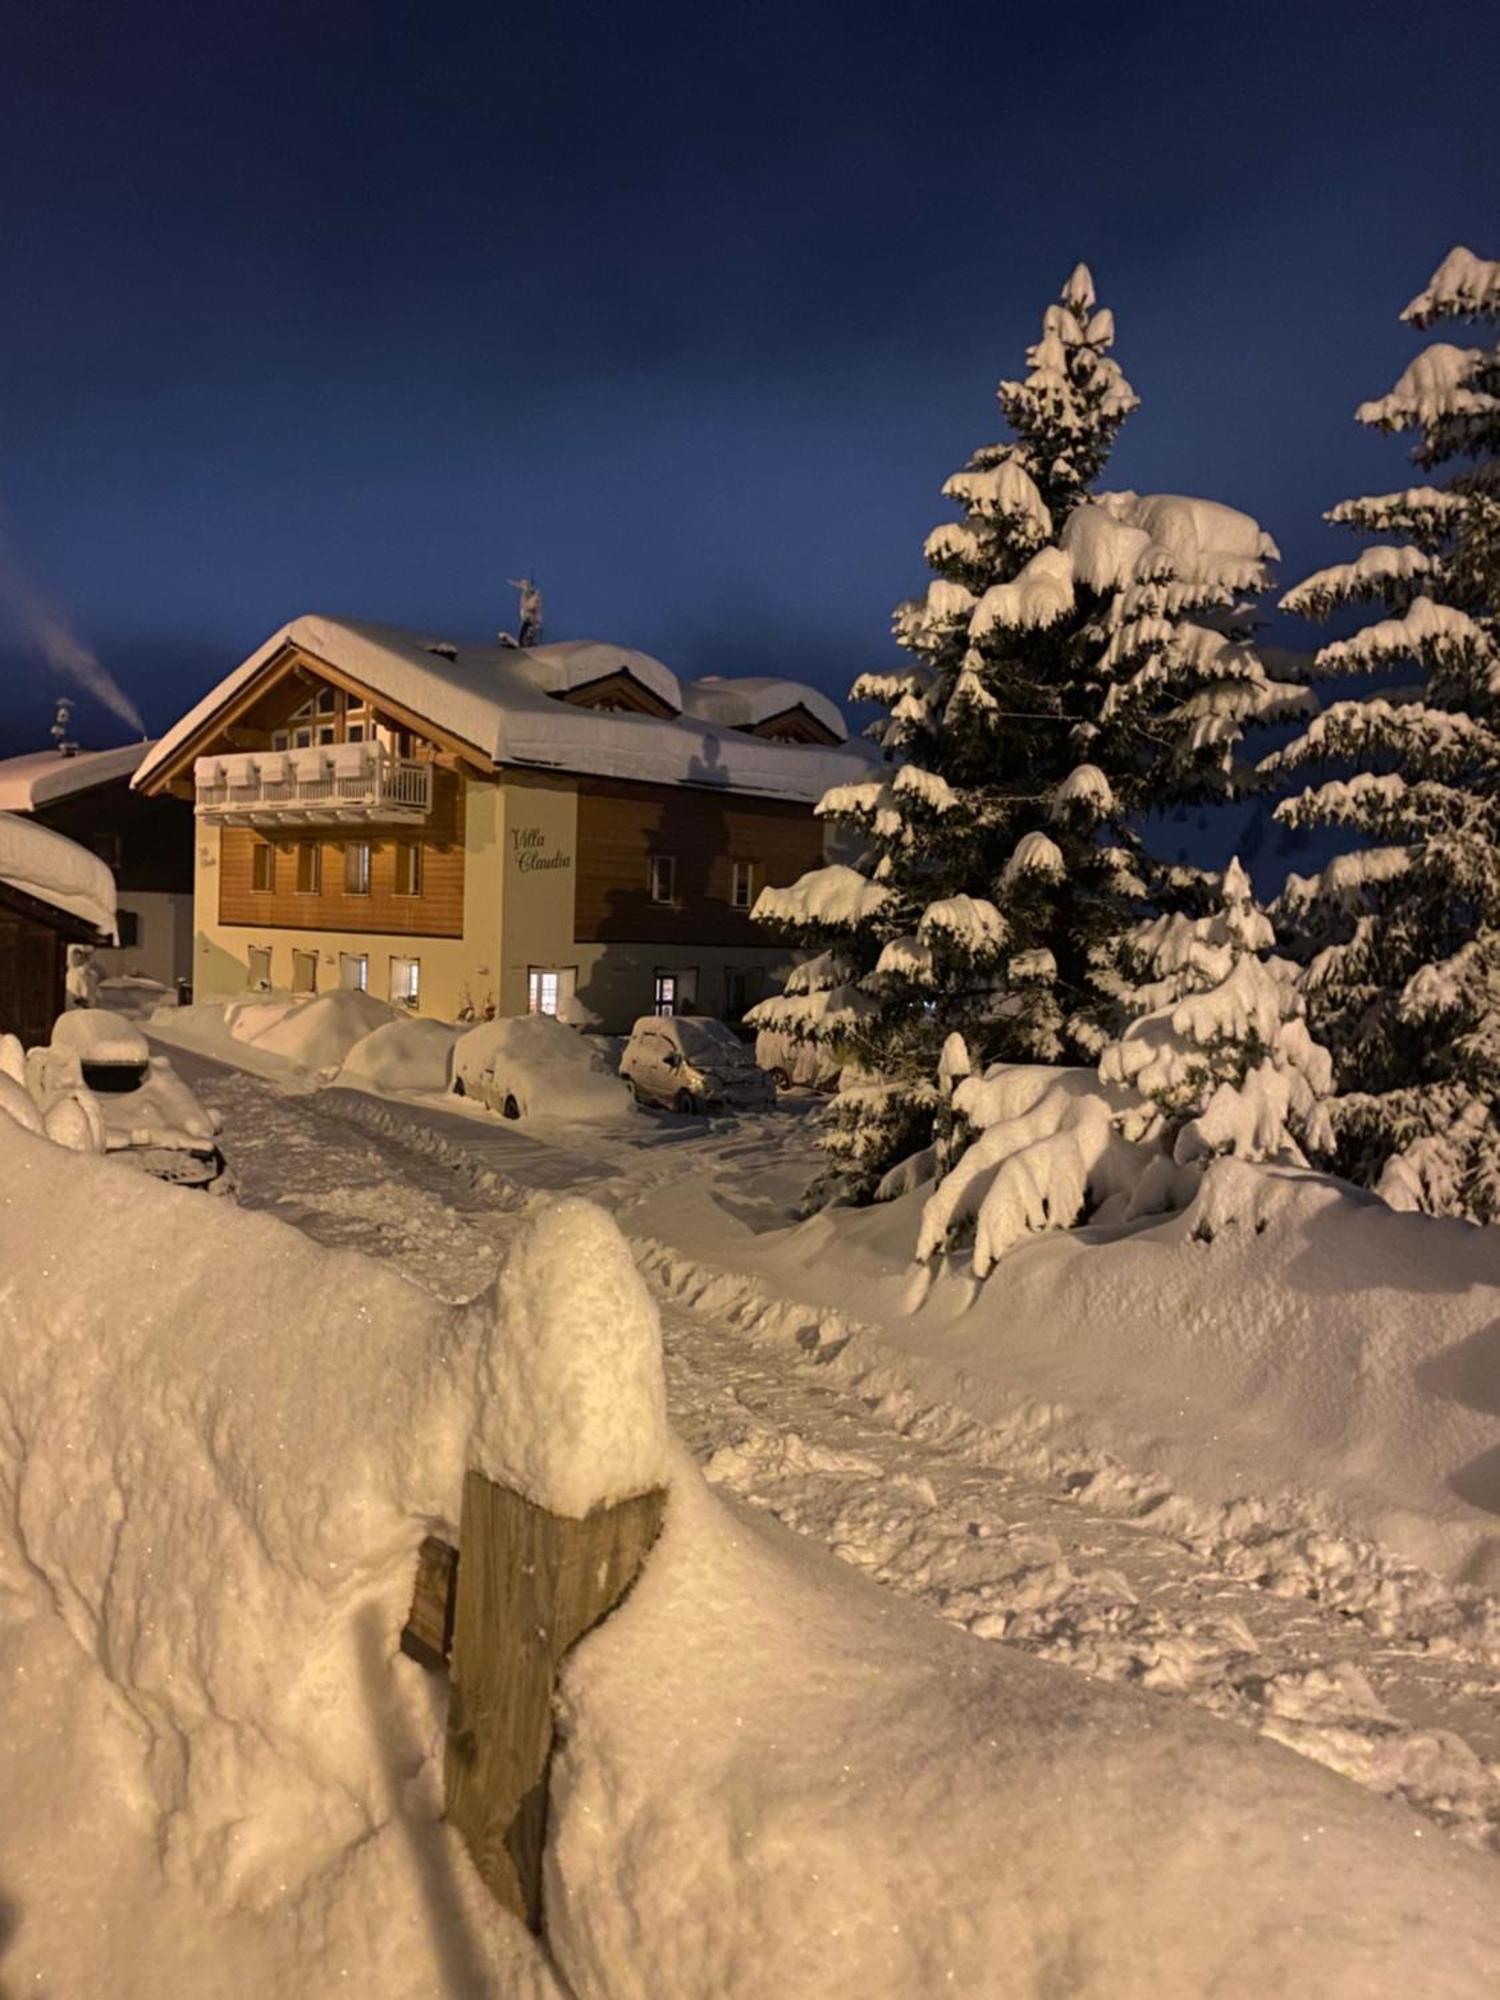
252,842,275,892
296,841,321,894
731,861,756,909
396,841,423,896
528,969,561,1016
345,842,371,894
340,953,368,991
390,955,421,1007
649,855,676,904
653,972,678,1016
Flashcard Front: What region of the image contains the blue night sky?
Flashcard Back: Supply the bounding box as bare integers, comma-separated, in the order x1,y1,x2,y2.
0,0,1495,757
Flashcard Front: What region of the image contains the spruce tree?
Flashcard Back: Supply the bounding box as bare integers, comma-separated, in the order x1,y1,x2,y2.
1263,246,1500,1220
753,265,1305,1202
1099,857,1334,1169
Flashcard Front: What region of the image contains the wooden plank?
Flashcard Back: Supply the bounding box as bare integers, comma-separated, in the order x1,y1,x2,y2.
399,1535,458,1672
573,775,824,946
444,1471,666,1931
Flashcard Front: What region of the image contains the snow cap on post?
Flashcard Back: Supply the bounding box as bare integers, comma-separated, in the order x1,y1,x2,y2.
470,1196,671,1518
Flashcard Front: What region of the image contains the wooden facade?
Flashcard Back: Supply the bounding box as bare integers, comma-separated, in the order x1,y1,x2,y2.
0,881,102,1049
217,764,466,937
573,775,824,947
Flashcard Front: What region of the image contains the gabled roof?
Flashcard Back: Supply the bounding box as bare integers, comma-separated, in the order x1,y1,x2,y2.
0,741,153,814
134,616,874,805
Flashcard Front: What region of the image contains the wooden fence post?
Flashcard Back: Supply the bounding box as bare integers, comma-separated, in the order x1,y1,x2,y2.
443,1467,666,1932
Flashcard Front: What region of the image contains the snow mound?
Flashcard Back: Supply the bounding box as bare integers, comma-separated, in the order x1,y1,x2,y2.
470,1196,671,1516
243,989,398,1071
0,1115,540,1996
339,1016,460,1094
547,1462,1500,1999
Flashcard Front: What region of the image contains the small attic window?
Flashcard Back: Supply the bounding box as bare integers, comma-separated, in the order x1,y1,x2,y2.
426,641,459,661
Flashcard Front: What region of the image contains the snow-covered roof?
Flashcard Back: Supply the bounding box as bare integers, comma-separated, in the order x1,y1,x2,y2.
678,675,846,740
135,616,871,805
0,811,117,936
0,741,153,814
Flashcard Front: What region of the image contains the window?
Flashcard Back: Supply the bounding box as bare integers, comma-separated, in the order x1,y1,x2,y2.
723,967,748,1018
731,861,756,910
116,909,141,949
291,949,318,995
529,969,560,1016
316,689,337,715
649,855,676,905
246,945,272,990
317,724,337,746
296,842,321,894
271,730,290,752
252,841,275,892
345,841,371,895
396,840,423,897
292,725,314,750
345,723,366,744
390,955,421,1007
653,972,678,1016
340,953,368,991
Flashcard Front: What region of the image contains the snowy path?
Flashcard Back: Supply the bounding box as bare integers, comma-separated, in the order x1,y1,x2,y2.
171,1049,1500,1855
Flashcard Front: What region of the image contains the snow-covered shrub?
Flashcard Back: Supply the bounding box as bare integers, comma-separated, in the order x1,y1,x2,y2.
916,1063,1147,1274
1263,244,1500,1220
1099,858,1333,1169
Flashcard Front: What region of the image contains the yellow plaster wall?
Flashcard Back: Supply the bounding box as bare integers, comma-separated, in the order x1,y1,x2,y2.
496,770,580,1016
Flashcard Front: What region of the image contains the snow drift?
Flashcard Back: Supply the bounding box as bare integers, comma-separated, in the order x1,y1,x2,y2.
4,1117,1499,1995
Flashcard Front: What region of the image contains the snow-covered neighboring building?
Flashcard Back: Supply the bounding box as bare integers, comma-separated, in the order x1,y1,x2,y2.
0,741,193,989
0,812,116,1046
133,616,876,1027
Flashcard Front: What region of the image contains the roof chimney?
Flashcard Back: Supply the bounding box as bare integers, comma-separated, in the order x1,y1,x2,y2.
50,695,79,758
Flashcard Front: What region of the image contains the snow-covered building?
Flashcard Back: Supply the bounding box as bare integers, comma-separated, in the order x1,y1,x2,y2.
0,740,193,989
0,812,116,1046
134,617,875,1027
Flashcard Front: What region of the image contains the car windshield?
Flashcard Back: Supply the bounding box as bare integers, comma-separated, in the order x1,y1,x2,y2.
80,1060,148,1094
674,1019,745,1062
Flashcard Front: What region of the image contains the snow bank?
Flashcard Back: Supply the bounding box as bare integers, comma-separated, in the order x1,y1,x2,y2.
339,1016,460,1094
547,1461,1500,1999
0,1114,555,1996
245,988,398,1071
470,1195,671,1515
0,807,116,936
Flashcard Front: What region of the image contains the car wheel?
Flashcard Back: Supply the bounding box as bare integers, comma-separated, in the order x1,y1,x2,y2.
674,1089,697,1116
502,1093,522,1121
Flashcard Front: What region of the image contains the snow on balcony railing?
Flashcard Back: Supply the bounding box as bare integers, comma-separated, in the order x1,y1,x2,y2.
193,745,432,823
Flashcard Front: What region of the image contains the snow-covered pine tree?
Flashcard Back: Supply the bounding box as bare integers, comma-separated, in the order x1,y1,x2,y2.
753,265,1307,1202
1262,246,1500,1220
1098,856,1334,1169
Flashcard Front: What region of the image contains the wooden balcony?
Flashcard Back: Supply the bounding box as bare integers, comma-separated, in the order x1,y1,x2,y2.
194,746,432,826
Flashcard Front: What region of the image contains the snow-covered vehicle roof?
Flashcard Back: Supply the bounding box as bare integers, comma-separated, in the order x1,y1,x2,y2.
0,741,153,814
453,1013,632,1122
134,616,875,806
49,1009,150,1066
0,811,116,936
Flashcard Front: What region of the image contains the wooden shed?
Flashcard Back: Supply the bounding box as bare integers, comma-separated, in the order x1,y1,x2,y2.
0,880,109,1050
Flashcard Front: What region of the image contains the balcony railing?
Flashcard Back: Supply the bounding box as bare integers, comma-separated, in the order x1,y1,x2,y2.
194,746,432,825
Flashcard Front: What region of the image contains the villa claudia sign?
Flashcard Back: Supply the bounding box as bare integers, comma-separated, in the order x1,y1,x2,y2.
509,825,572,874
